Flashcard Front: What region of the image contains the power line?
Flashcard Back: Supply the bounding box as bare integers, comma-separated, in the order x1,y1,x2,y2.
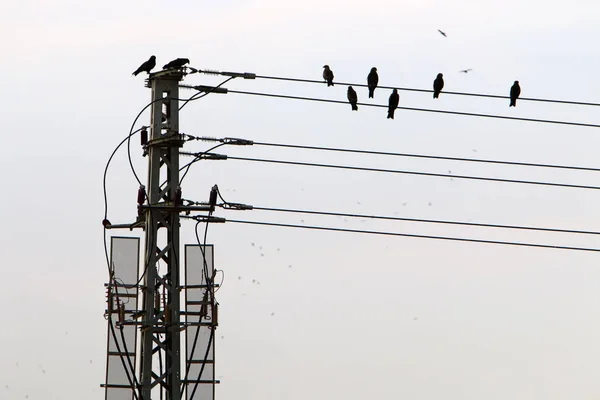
226,218,600,253
226,89,600,129
253,73,600,108
225,155,600,191
244,205,600,236
250,140,600,173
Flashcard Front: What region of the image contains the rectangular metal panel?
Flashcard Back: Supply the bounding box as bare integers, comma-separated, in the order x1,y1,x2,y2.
185,244,215,400
105,237,140,400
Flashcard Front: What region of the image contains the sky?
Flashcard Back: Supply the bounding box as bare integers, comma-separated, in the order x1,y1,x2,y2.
2,0,600,399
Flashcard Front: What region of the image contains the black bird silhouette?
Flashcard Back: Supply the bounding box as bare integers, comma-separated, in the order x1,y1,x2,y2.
367,67,379,98
323,65,334,86
387,89,399,119
433,73,444,98
132,55,156,76
459,68,472,73
163,58,190,70
438,29,447,37
510,81,521,107
347,86,358,111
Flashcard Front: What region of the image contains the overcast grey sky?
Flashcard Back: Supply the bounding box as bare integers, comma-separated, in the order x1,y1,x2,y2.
2,1,600,399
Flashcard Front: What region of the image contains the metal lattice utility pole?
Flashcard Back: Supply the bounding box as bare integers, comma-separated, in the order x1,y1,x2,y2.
139,69,185,400
103,67,223,400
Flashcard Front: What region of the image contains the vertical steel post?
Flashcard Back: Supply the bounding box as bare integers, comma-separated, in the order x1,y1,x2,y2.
139,70,185,400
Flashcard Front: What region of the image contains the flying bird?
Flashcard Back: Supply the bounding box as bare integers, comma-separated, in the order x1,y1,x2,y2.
347,86,358,111
510,80,521,107
433,73,444,98
367,67,379,98
387,89,399,119
323,65,334,86
132,55,156,76
459,68,473,73
438,29,447,37
163,58,190,70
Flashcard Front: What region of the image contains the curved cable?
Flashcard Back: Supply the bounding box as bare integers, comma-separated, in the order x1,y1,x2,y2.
106,275,141,400
126,77,234,190
179,77,235,111
181,219,214,396
178,143,228,186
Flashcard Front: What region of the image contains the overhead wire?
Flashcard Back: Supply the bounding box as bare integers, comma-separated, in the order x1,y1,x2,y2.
241,205,600,236
179,76,235,111
249,140,600,173
225,89,600,129
178,143,228,186
252,73,600,107
225,218,600,253
225,155,600,191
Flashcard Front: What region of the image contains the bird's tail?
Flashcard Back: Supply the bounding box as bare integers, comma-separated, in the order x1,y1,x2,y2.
509,99,516,107
433,92,439,99
387,110,394,119
328,81,334,87
352,104,358,111
132,70,139,76
368,88,374,98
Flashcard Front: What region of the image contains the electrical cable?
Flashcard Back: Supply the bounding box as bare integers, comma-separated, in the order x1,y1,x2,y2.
181,219,215,397
226,156,600,191
179,77,235,111
106,275,141,400
213,270,225,294
102,131,145,400
178,143,228,186
118,324,139,393
107,318,140,400
226,89,600,129
243,205,600,236
188,329,215,400
158,333,163,400
126,77,233,192
251,140,600,173
253,73,600,107
225,218,600,253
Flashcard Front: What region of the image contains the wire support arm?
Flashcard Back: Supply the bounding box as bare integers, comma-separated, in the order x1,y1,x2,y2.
189,67,256,79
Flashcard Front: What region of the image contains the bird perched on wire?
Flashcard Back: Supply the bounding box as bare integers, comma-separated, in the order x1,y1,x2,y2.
367,67,379,98
433,73,444,98
163,58,190,70
323,65,334,86
132,55,156,76
387,89,399,119
438,29,447,37
510,81,521,107
347,86,358,111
